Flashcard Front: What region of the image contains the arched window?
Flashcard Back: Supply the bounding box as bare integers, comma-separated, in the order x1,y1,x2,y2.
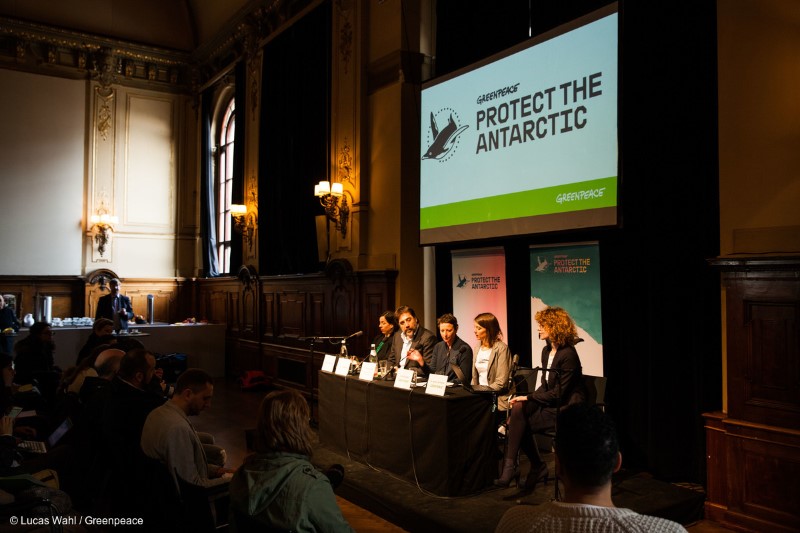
216,97,236,273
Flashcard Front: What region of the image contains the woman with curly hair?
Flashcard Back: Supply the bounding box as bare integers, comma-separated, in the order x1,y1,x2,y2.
494,306,586,489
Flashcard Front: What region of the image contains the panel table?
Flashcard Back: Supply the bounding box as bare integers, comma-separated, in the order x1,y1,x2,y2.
318,371,497,496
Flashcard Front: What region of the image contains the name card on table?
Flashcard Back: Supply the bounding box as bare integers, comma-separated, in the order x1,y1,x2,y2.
394,368,416,390
359,362,377,381
321,354,337,373
425,374,449,397
334,357,351,376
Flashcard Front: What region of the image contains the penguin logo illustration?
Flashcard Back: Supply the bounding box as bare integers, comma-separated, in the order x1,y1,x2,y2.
534,256,550,272
422,110,468,161
456,274,468,288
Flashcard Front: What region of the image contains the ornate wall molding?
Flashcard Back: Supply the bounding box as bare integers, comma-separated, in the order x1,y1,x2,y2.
0,1,320,95
0,16,191,92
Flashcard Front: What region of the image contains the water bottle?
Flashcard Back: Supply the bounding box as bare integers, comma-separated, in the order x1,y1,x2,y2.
369,344,377,363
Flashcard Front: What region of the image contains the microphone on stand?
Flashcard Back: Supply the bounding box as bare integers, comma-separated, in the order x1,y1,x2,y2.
449,345,468,385
449,345,468,366
346,330,363,339
385,342,416,380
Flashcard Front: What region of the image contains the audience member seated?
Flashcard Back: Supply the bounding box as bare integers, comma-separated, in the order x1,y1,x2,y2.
0,354,39,440
495,404,688,533
471,312,512,410
495,306,585,489
74,318,115,365
428,313,473,383
372,310,398,361
229,389,353,533
387,305,437,376
140,368,232,490
78,348,124,405
88,348,165,515
13,323,60,407
0,295,20,356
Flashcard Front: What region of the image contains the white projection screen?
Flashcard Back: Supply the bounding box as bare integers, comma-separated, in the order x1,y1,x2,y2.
420,4,618,245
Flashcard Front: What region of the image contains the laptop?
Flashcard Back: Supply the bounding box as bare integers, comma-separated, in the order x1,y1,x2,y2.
17,418,73,454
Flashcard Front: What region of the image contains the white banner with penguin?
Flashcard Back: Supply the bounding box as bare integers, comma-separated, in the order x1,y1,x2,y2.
530,243,603,377
451,248,509,348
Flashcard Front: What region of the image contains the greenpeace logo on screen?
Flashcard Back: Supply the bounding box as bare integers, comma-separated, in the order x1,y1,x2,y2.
555,187,606,204
476,83,520,105
422,108,468,161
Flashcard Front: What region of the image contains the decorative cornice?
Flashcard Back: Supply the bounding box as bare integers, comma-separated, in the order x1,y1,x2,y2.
0,16,193,92
0,0,321,94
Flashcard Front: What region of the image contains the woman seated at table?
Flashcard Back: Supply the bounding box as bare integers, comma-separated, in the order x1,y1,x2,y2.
429,313,473,383
472,312,511,409
495,306,586,489
230,389,353,533
75,318,115,365
373,310,397,361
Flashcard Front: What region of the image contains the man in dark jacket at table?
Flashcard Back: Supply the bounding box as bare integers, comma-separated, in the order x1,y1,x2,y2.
387,305,437,376
95,278,134,332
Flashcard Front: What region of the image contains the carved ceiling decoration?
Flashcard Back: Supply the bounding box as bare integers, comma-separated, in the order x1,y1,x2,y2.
0,0,319,94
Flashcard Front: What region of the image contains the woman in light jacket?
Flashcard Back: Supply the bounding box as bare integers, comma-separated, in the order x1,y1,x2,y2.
229,390,353,533
471,312,511,412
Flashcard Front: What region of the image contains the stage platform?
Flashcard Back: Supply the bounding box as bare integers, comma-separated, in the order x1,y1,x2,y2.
311,442,705,533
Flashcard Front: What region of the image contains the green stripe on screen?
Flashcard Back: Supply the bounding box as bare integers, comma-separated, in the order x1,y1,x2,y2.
420,176,617,230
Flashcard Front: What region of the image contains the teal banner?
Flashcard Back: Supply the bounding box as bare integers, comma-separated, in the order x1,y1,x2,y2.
530,243,604,377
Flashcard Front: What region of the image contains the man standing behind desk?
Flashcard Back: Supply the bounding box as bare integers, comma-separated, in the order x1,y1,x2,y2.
387,305,437,376
95,278,134,332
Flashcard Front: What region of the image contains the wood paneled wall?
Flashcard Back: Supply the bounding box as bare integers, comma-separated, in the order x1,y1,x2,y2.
0,276,85,322
196,261,397,401
705,257,800,532
1,273,186,326
3,262,397,406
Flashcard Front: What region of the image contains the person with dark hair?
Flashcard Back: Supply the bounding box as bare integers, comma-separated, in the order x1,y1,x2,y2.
75,318,115,365
0,295,20,356
72,348,164,514
495,404,687,532
472,312,512,409
12,322,57,385
372,310,398,361
230,389,353,532
95,278,134,332
387,305,437,375
140,368,231,489
428,313,473,383
495,306,586,489
78,348,124,405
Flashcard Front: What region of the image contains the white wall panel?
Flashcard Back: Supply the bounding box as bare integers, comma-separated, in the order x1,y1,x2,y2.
123,93,175,229
0,70,85,275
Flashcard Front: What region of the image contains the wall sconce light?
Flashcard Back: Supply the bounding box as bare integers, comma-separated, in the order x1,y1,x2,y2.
231,204,257,249
314,180,349,238
89,211,119,257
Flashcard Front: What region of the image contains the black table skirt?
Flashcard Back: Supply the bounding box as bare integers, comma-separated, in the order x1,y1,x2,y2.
318,371,497,496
